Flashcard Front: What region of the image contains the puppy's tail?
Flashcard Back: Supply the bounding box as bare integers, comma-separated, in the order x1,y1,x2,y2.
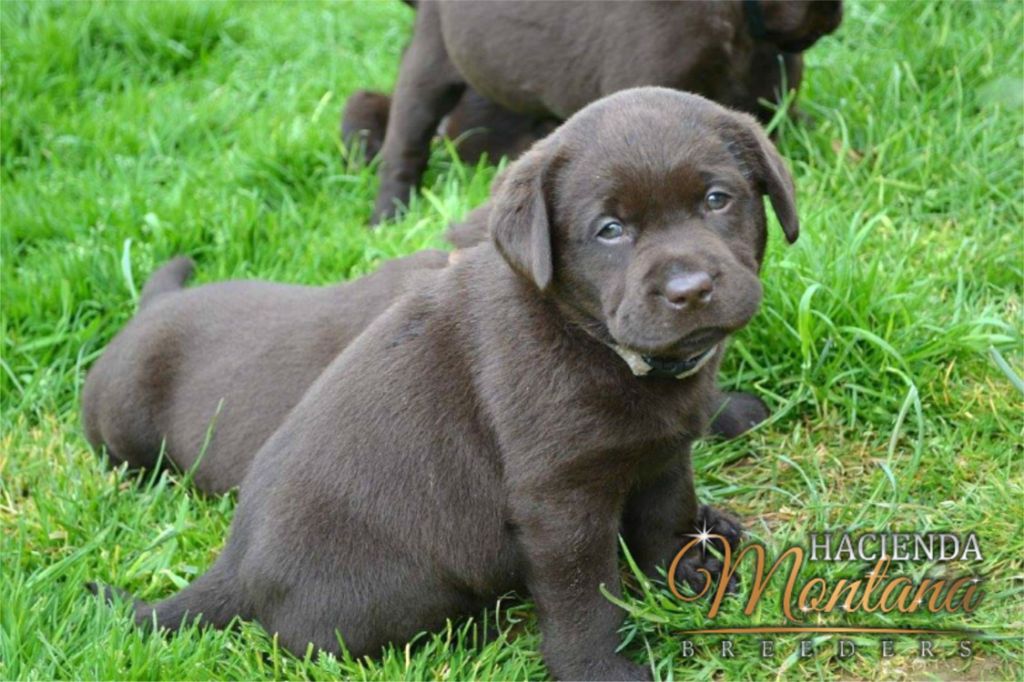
87,566,241,632
139,257,194,309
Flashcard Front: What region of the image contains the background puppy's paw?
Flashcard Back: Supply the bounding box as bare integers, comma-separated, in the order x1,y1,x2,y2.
709,391,770,440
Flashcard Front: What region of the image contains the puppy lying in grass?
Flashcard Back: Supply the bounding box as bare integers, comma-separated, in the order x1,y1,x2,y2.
82,250,449,493
90,87,798,679
83,165,768,497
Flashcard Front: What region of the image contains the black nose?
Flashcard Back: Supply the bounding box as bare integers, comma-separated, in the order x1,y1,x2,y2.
662,272,713,308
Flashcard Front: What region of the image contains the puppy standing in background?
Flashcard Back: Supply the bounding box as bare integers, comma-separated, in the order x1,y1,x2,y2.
342,2,817,168
367,0,841,223
93,88,800,680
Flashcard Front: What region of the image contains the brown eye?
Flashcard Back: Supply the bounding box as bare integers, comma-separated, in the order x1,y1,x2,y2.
596,219,625,242
705,191,731,211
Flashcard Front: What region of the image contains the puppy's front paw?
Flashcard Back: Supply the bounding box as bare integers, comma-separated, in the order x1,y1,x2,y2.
673,505,745,595
696,504,744,554
674,551,735,597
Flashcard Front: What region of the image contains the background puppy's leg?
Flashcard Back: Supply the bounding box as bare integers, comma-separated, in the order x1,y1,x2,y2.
709,390,770,440
372,2,465,224
341,90,391,161
442,88,552,165
748,46,806,128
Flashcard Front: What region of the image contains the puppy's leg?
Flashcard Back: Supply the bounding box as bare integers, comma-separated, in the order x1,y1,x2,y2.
709,390,770,440
513,489,650,681
622,454,695,575
372,2,465,224
442,88,550,165
341,90,391,161
622,451,744,595
749,47,806,128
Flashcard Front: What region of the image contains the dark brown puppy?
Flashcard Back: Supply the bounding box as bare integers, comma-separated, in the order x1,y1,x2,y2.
371,0,840,222
344,6,808,169
96,88,798,679
342,87,558,164
81,250,449,494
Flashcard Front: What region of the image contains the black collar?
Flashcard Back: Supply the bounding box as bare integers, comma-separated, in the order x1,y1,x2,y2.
744,0,768,41
644,347,718,379
610,343,720,381
567,308,721,381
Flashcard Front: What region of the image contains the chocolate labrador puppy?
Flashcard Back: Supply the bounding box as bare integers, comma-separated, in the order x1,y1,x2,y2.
371,0,839,222
343,5,809,168
81,250,449,494
93,88,798,679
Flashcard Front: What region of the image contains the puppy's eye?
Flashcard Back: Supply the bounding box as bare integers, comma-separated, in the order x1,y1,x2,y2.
705,191,732,211
596,220,625,242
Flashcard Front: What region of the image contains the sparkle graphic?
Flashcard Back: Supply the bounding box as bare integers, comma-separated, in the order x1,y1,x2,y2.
686,519,715,553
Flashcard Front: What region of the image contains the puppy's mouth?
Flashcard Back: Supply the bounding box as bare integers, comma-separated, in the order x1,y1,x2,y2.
611,329,726,380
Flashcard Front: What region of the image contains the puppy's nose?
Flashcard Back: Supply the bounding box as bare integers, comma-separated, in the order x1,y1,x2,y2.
662,272,713,308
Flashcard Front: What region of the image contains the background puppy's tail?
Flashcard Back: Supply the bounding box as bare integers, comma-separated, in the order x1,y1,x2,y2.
139,257,194,309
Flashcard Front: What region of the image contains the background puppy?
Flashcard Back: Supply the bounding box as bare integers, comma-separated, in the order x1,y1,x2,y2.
95,87,797,680
370,0,840,222
81,250,448,493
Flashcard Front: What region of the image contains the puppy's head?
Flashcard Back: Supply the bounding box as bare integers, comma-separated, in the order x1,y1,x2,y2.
758,0,843,53
490,87,798,374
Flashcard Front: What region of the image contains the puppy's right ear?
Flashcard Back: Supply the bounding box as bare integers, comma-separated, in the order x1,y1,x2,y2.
489,148,557,291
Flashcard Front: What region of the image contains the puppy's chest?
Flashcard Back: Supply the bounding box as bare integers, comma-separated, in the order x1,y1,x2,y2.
502,374,709,462
581,381,708,441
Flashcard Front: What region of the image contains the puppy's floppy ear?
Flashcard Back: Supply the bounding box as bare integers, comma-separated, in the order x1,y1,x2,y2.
488,146,558,291
730,113,800,243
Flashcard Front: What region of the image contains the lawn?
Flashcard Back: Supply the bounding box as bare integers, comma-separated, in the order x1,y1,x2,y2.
1,1,1022,679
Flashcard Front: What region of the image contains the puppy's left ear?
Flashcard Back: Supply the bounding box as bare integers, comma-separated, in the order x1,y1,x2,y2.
732,113,800,243
488,146,558,291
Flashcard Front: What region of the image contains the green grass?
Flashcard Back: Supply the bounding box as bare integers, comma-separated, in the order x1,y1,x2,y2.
1,1,1022,679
